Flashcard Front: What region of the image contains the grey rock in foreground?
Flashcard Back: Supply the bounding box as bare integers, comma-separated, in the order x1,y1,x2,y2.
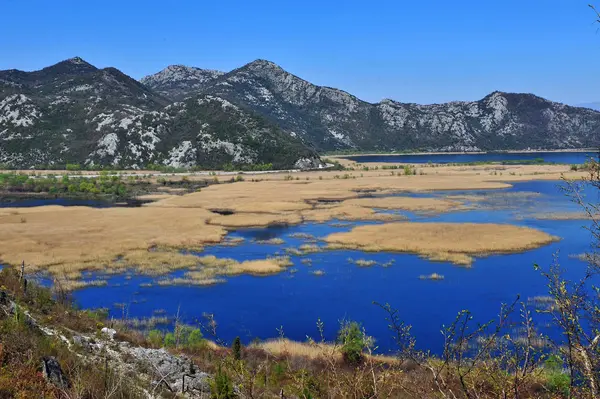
41,356,70,389
125,345,211,394
70,334,211,397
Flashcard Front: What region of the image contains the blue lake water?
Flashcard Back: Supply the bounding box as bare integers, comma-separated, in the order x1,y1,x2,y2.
346,151,598,164
63,179,598,355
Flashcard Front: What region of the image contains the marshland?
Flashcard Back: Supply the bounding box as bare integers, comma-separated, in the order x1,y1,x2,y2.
0,157,595,349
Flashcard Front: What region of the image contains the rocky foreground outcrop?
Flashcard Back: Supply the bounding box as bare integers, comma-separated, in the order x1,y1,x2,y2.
0,290,211,397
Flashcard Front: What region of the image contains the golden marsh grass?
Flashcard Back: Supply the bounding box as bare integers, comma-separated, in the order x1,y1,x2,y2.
0,206,226,276
156,277,226,286
207,213,303,228
0,163,576,284
347,258,378,267
343,196,464,213
528,212,596,220
325,222,558,266
419,273,445,280
256,338,398,364
300,205,403,223
255,237,285,245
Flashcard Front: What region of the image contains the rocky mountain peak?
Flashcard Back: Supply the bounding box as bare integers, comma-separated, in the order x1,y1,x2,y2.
244,59,282,71
140,65,225,100
66,56,90,65
142,65,224,84
39,57,98,77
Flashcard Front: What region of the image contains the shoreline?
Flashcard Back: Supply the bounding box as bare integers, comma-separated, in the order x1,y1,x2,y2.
328,148,598,158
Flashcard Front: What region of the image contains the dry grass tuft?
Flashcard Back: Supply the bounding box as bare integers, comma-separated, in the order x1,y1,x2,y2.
528,212,597,220
348,258,378,267
54,278,108,291
256,338,398,364
419,273,445,280
326,222,558,266
195,254,292,276
344,196,464,213
301,205,403,223
219,237,246,247
288,232,316,240
156,277,226,286
256,237,285,245
298,244,324,254
419,252,474,266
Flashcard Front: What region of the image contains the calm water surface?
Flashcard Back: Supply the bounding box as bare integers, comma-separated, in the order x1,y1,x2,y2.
346,151,598,164
0,198,114,208
62,180,598,354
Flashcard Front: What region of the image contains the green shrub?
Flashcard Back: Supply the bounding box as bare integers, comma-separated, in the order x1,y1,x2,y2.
181,326,205,350
211,365,235,399
337,321,365,365
232,336,241,360
65,163,81,171
148,329,164,347
164,332,176,347
543,355,570,396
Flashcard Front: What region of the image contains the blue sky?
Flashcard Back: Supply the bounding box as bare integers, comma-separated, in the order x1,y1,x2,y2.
1,0,599,105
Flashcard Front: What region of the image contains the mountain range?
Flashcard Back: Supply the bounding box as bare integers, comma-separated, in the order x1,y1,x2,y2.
1,57,599,169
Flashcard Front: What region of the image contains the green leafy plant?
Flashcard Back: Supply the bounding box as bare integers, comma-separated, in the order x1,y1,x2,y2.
337,321,366,365
147,329,164,347
211,365,235,399
232,336,241,360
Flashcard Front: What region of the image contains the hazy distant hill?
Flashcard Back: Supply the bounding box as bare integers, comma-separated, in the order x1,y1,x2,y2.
577,102,600,112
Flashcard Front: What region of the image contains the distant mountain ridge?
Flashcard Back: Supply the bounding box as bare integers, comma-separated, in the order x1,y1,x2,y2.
578,102,600,112
0,58,320,169
1,57,599,169
143,59,600,152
